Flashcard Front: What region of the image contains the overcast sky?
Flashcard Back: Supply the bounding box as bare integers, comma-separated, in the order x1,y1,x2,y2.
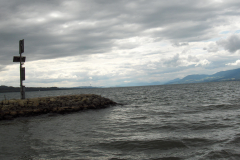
0,0,240,87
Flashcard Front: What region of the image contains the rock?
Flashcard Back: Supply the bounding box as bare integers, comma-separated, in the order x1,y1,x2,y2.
0,94,117,120
50,98,56,102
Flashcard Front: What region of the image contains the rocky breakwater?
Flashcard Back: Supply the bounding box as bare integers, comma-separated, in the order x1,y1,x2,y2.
0,94,117,120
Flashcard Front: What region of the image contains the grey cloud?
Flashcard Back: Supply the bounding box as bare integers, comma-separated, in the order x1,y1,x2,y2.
1,0,240,67
182,47,191,54
0,65,6,72
163,54,181,67
187,55,199,62
162,54,204,68
203,43,219,52
159,23,212,42
217,35,240,53
204,54,240,69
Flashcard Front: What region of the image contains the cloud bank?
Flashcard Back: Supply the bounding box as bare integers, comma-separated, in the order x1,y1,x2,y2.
0,0,240,87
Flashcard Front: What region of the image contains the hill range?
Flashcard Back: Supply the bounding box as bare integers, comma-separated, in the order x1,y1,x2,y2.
165,68,240,85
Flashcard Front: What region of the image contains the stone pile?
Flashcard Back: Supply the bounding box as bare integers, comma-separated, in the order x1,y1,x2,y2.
0,94,117,120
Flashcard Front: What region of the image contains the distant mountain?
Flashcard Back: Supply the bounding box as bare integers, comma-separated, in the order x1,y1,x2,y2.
165,68,240,85
165,78,181,84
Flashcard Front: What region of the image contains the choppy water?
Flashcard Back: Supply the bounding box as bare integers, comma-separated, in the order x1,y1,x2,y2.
1,81,240,160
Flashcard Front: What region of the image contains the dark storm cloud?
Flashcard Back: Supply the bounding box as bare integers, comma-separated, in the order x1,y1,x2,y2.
1,0,240,67
217,35,240,53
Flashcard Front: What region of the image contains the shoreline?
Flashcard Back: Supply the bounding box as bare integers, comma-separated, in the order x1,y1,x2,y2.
0,86,100,93
0,94,117,120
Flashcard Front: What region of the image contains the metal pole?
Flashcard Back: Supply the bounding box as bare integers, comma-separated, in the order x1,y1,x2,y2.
19,40,25,99
19,40,22,99
13,39,26,99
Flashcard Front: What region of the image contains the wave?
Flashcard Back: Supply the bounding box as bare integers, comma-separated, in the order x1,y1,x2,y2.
98,139,188,152
203,149,240,159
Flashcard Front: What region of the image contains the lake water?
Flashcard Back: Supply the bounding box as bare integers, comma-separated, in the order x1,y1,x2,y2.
0,81,240,160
